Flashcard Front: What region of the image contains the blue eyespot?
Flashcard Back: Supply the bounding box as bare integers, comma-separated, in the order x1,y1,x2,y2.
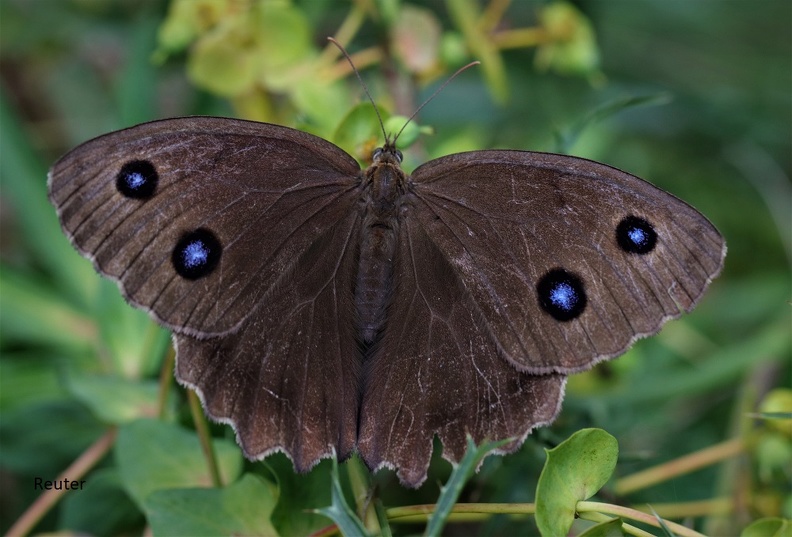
116,160,158,199
616,216,657,254
537,268,587,321
172,228,221,280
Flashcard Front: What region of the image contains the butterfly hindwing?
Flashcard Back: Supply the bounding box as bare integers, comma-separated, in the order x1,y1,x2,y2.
358,216,566,487
175,210,363,469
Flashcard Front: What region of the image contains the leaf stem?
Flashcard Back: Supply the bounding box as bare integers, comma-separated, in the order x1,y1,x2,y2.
188,390,222,487
578,501,708,537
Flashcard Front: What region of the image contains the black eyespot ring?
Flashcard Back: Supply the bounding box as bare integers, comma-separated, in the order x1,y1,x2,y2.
171,228,222,280
616,216,657,255
536,268,587,322
116,160,158,199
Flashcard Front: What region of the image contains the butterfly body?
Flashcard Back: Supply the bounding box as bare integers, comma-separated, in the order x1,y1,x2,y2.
356,145,406,345
49,117,725,487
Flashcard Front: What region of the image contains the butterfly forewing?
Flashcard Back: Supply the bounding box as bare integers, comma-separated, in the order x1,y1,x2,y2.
409,150,726,374
48,118,362,337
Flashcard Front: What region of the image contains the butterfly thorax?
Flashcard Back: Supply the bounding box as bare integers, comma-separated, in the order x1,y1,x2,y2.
354,145,407,348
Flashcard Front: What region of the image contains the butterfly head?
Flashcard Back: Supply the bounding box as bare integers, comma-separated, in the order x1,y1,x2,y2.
372,143,403,166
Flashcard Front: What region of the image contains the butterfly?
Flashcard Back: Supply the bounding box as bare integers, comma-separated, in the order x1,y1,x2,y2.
48,111,725,487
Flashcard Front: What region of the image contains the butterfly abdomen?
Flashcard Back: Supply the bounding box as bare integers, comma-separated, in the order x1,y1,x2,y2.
355,222,397,345
354,156,407,346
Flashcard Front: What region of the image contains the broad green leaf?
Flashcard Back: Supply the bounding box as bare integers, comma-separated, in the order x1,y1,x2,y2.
67,374,163,424
760,388,792,437
579,517,626,537
535,428,618,537
187,15,259,97
741,518,792,537
0,267,95,350
535,1,600,77
0,350,70,411
292,75,350,132
60,468,142,535
0,401,105,476
145,473,279,537
384,115,421,149
95,278,170,378
115,418,243,508
269,453,333,536
253,2,313,91
333,103,389,162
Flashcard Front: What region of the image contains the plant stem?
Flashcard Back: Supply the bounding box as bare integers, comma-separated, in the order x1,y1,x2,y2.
614,437,745,495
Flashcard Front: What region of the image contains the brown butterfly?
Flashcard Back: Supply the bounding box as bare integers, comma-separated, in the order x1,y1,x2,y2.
48,99,724,488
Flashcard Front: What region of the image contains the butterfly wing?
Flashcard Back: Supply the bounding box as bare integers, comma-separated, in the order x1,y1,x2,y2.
359,149,723,487
48,117,362,337
357,217,566,488
175,211,361,468
49,117,365,469
408,150,726,374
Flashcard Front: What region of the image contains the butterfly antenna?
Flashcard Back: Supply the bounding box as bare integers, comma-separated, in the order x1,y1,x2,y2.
327,37,390,145
392,60,480,145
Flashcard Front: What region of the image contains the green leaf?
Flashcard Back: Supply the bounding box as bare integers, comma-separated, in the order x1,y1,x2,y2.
187,15,260,97
60,468,142,535
95,278,170,377
268,453,333,536
0,266,95,350
0,350,70,411
0,401,105,476
741,518,792,537
333,103,389,162
292,75,351,132
384,115,421,149
535,428,619,537
554,93,672,154
156,0,235,57
425,436,511,537
253,2,313,91
579,517,626,537
67,374,164,424
535,1,601,77
759,388,792,437
115,418,243,508
144,473,279,537
315,455,370,537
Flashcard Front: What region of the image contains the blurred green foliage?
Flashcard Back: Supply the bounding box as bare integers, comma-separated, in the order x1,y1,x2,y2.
0,0,789,535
